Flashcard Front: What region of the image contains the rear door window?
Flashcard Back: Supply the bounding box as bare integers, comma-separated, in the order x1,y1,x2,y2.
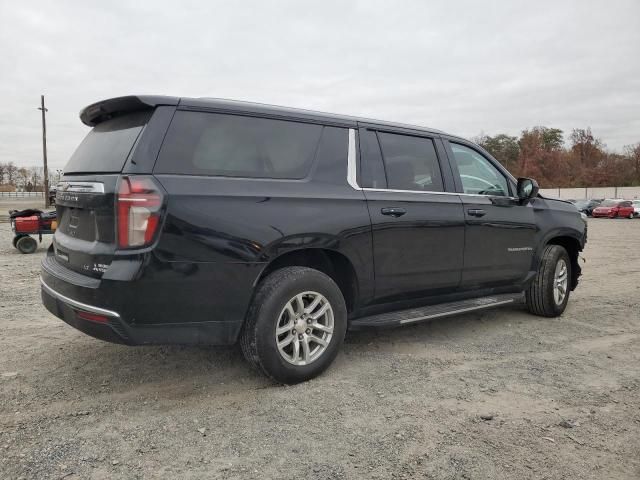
64,111,150,173
155,111,323,178
360,129,387,189
376,132,444,192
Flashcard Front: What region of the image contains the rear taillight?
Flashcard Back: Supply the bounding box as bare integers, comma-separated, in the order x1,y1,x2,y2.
116,176,164,248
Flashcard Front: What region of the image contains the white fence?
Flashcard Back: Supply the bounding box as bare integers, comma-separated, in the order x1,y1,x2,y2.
539,186,640,200
0,191,45,197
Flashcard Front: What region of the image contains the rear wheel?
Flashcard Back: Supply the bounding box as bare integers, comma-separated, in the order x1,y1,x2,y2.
240,266,347,384
525,245,571,317
12,234,27,248
628,212,634,219
16,235,38,254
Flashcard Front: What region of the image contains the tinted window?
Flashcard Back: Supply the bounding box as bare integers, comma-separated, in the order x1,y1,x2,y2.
450,143,509,196
155,111,323,178
377,132,443,192
360,130,387,189
311,127,349,184
64,111,150,173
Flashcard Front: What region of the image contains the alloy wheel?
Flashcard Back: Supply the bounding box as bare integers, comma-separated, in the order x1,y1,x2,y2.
275,291,334,366
553,259,568,305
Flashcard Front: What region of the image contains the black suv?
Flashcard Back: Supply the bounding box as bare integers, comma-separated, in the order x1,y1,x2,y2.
41,96,587,383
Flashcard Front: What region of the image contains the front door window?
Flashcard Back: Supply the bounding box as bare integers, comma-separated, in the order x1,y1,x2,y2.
450,143,509,196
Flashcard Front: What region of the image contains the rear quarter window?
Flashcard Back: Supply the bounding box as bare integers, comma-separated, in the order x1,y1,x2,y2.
155,111,323,178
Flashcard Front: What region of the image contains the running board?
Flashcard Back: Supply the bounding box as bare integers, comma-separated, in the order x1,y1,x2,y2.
350,293,524,328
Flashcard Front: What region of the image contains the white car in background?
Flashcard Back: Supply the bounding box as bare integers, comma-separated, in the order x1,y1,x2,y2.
633,200,640,218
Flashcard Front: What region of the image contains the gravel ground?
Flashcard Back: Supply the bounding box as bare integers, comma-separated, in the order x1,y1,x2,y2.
1,198,639,479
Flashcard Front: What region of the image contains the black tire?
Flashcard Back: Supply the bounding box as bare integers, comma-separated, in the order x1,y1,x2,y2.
525,245,571,317
240,266,347,384
16,235,38,254
12,235,26,248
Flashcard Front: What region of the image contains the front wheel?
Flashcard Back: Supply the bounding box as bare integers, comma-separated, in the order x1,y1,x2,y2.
240,266,347,384
525,245,571,317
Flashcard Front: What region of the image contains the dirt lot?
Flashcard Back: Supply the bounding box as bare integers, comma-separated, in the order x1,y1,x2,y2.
1,197,639,479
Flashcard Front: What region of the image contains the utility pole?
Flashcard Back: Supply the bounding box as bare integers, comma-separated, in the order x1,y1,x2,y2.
38,95,50,207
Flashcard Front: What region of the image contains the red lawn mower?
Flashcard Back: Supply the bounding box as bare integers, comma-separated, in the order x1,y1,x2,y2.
9,209,57,254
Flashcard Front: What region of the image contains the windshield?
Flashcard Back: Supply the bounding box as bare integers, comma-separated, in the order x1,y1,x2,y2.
64,111,150,173
574,200,589,208
600,200,619,207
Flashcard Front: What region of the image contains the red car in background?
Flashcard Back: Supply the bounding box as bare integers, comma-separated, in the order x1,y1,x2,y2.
591,199,635,218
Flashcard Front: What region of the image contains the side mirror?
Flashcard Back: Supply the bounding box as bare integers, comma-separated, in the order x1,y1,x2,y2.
516,177,539,202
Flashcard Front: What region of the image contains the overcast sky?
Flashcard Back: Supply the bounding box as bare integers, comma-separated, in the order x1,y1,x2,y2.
1,0,639,169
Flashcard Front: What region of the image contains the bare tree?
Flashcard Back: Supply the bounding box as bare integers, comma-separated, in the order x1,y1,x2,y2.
624,143,640,184
5,162,17,186
29,166,43,191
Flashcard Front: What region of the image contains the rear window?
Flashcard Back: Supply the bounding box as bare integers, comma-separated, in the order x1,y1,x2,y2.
155,111,323,178
64,111,150,173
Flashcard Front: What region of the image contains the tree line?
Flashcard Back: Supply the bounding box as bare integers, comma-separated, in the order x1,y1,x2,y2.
0,162,60,192
474,127,640,188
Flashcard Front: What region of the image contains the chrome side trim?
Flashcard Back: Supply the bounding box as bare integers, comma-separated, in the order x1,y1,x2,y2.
347,129,361,190
364,187,455,196
40,277,120,319
57,181,105,194
364,187,518,200
346,129,518,200
399,298,515,324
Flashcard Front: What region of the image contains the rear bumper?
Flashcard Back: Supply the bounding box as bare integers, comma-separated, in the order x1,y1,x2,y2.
41,277,129,344
40,251,258,345
41,276,243,345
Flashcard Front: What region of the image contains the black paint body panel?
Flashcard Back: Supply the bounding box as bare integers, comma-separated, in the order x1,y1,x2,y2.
42,96,587,346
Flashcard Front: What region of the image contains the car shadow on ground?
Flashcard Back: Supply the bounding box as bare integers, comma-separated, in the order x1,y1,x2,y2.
34,304,531,398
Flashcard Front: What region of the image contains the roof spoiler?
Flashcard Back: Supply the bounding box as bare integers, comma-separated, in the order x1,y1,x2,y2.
79,95,180,126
